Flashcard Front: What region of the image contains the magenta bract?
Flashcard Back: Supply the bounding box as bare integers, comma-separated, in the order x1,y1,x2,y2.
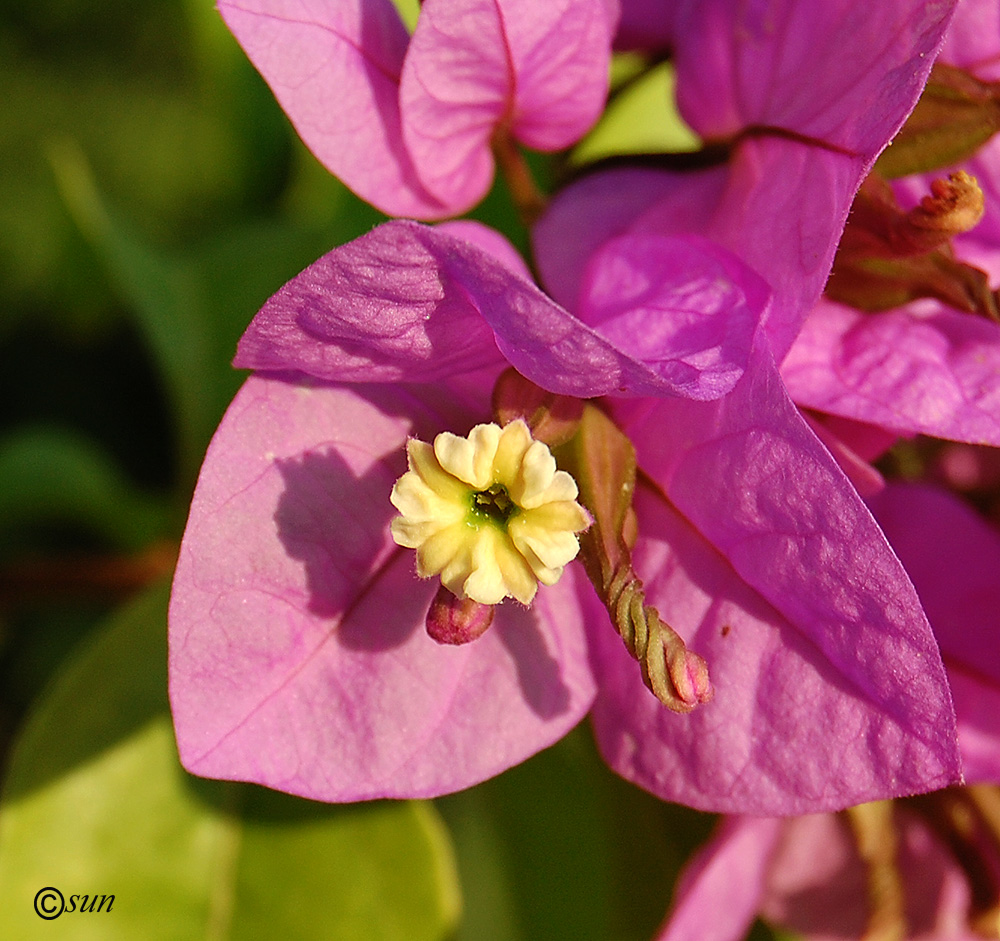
535,0,956,361
169,222,961,810
218,0,613,218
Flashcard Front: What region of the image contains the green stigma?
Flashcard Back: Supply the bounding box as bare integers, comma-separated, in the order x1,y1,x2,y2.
469,483,518,527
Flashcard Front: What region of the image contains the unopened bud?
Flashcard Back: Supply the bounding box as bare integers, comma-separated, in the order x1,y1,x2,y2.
425,584,495,645
828,171,998,319
907,171,984,242
667,647,714,708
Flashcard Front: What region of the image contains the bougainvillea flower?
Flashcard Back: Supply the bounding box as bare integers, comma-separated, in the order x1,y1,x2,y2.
656,479,1000,940
169,220,960,811
657,807,998,941
389,419,591,605
781,0,1000,449
534,0,956,361
218,0,613,218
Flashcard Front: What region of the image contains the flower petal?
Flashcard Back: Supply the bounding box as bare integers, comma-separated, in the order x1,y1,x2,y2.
596,344,961,811
760,811,976,939
218,0,446,217
937,0,1000,80
868,482,1000,685
670,0,952,151
399,0,612,207
949,665,1000,784
576,232,768,397
234,221,508,384
536,137,861,361
782,299,1000,445
655,817,783,941
169,374,596,800
237,221,760,400
590,479,957,814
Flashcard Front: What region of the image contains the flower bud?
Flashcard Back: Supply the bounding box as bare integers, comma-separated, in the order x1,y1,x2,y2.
425,584,495,645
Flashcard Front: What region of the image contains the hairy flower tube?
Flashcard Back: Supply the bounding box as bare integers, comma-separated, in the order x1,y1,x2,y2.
390,420,590,606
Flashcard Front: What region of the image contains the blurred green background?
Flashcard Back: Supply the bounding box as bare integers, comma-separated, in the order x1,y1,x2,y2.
0,2,727,938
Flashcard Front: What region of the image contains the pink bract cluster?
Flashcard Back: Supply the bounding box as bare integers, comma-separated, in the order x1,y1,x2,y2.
171,3,1000,901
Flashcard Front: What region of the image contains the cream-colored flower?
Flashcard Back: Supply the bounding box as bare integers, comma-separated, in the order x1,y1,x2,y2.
390,419,591,605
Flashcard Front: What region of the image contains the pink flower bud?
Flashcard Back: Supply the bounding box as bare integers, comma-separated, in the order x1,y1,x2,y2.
668,648,714,709
425,585,495,645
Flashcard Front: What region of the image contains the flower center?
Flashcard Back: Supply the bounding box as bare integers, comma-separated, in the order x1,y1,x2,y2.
470,483,517,527
389,419,590,607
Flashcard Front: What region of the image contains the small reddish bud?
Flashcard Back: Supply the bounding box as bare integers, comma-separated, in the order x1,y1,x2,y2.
668,647,714,708
425,584,495,645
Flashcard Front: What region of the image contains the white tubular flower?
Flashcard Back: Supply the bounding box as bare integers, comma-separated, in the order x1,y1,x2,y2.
390,419,591,605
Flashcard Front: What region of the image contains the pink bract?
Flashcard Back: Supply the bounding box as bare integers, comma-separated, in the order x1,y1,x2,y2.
658,811,985,941
169,221,961,810
656,475,1000,939
534,0,956,360
218,0,613,218
783,0,1000,447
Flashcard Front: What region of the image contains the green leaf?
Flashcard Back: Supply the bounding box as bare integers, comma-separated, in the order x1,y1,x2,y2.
0,583,461,940
0,426,168,553
49,141,217,484
47,142,370,488
877,63,1000,179
437,725,714,941
572,62,700,167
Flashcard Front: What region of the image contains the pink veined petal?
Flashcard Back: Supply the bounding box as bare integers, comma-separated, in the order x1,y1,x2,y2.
576,232,768,398
399,0,611,207
670,0,954,153
602,344,960,810
169,374,597,801
501,0,611,150
589,480,955,814
234,221,509,383
758,814,868,941
536,136,861,361
868,482,1000,784
811,413,899,464
534,167,727,312
434,219,534,280
655,817,783,941
236,220,761,400
537,0,958,359
784,299,1000,447
801,412,886,500
218,0,447,218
